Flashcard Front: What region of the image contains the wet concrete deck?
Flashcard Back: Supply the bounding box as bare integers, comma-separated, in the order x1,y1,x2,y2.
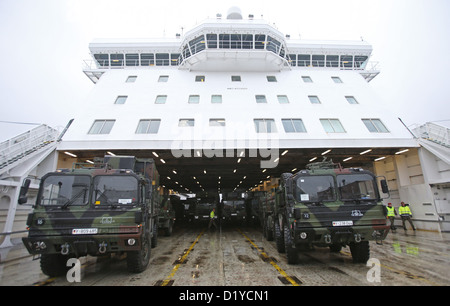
1,224,449,286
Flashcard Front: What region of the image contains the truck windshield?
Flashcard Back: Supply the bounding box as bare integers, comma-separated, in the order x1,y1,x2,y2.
39,175,90,206
337,174,377,201
92,175,138,206
295,175,336,203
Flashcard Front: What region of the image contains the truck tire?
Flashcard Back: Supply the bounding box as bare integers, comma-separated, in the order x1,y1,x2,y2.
349,241,370,264
274,221,285,253
264,215,274,241
284,225,299,264
127,232,151,273
40,254,70,277
165,220,173,236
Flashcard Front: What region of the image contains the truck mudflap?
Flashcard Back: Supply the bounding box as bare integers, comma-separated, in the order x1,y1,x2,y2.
22,231,143,257
293,223,389,246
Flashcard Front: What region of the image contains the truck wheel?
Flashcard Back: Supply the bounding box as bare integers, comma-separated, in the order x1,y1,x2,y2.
349,241,370,263
284,225,299,264
40,254,70,277
165,220,173,236
274,221,285,253
127,232,151,273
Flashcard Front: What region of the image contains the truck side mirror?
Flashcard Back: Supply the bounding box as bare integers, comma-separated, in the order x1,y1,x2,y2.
18,178,31,205
380,179,389,194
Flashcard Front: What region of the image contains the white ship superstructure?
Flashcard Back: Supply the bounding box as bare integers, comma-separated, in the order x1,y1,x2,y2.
1,7,449,246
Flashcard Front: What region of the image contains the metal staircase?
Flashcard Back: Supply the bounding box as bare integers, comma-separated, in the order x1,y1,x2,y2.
0,125,59,175
413,122,450,148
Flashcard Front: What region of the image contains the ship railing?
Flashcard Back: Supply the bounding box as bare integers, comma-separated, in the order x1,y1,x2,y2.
84,55,379,73
0,125,59,171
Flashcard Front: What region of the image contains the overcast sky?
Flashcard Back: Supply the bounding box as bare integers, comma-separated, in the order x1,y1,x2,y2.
0,0,449,141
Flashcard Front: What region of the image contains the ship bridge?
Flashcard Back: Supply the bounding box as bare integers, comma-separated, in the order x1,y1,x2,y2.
178,9,290,71
83,7,379,82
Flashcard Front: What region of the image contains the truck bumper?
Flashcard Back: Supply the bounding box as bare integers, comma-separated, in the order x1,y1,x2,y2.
22,232,143,257
293,223,389,246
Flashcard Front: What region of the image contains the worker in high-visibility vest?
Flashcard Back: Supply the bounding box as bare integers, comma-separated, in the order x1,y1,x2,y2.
398,202,416,231
208,208,217,230
386,202,397,232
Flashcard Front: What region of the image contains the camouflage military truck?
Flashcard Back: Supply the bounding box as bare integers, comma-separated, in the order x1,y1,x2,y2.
190,192,218,224
222,191,246,223
18,155,160,276
158,194,175,236
274,160,390,264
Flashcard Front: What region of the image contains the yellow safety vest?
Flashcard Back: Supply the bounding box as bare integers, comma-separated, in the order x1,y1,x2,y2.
210,211,215,218
386,206,396,217
399,205,412,216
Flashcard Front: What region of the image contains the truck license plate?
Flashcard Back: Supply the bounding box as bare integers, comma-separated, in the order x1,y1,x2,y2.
332,221,353,227
72,228,98,235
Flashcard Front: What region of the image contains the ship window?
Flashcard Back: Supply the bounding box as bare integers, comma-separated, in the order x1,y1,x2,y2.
320,119,346,133
88,120,115,134
282,119,307,133
171,53,180,66
231,34,241,49
141,53,154,66
182,45,191,59
277,95,289,104
188,95,200,104
254,119,277,133
242,34,253,49
219,34,230,48
110,54,124,66
312,55,324,67
267,36,281,54
155,95,167,104
288,54,296,66
231,75,241,82
255,34,266,49
126,54,139,66
302,76,313,83
136,119,161,134
298,54,310,67
341,55,353,68
267,76,277,82
207,34,217,48
156,53,169,66
209,119,226,126
326,55,339,67
115,96,128,104
354,55,369,68
255,95,267,103
94,54,109,67
331,76,342,83
195,75,205,82
211,95,222,103
179,119,195,127
362,119,389,133
126,76,137,83
308,96,321,104
189,35,206,54
345,96,358,104
158,75,169,82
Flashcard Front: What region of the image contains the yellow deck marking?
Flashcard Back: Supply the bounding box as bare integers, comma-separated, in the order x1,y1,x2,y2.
161,228,206,286
238,229,300,286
